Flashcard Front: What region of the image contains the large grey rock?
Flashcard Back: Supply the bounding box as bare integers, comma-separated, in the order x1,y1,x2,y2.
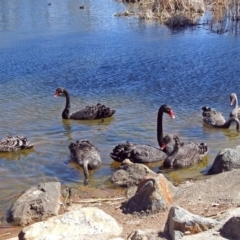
182,208,240,240
208,146,240,174
219,216,240,239
10,182,61,226
166,206,218,240
19,207,122,240
122,172,178,214
110,159,155,188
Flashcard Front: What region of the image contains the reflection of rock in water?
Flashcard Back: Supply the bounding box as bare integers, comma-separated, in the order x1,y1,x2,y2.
206,0,240,34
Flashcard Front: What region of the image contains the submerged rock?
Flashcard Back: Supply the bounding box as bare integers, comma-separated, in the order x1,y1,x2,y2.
110,159,154,188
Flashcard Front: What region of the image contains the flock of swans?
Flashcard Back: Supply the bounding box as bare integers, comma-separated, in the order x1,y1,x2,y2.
0,87,239,184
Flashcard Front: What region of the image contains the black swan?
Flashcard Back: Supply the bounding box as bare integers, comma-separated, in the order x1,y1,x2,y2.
201,106,240,130
230,93,240,120
0,135,34,152
109,104,175,163
54,87,116,120
68,140,101,184
162,135,208,169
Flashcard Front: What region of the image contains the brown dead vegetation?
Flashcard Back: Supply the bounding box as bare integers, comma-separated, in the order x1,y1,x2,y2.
117,0,240,32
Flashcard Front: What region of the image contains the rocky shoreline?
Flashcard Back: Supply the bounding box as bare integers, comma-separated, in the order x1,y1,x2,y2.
2,145,240,240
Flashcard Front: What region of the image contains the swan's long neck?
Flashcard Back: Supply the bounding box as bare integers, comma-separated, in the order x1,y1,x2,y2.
163,137,180,168
167,144,179,158
62,89,71,119
157,107,164,148
234,95,239,108
215,117,240,129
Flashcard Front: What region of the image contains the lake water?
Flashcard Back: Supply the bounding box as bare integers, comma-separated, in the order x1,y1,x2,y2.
0,0,240,220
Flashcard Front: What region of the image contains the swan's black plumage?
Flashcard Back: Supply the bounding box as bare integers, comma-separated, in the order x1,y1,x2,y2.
0,135,34,152
68,140,101,184
110,104,175,163
201,106,239,129
163,135,208,169
54,87,116,120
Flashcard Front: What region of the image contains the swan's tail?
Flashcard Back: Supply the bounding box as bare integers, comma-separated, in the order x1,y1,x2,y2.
0,135,34,152
110,141,134,162
198,142,208,155
96,103,116,118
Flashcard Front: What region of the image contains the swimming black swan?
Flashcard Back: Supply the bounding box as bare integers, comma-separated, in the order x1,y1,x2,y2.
162,135,208,169
230,93,240,120
54,87,116,120
0,135,34,152
68,140,101,184
110,104,175,163
201,106,240,130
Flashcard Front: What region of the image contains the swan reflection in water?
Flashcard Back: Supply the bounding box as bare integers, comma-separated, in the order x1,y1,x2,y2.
61,116,115,141
202,124,240,139
0,148,35,161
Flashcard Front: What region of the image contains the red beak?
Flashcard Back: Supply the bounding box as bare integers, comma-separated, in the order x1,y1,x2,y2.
169,110,175,119
160,143,166,150
54,92,59,97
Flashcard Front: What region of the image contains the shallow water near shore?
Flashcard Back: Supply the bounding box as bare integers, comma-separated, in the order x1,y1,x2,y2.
0,0,240,221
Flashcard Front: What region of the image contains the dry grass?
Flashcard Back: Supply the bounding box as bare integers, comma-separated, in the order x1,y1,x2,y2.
119,0,240,30
122,0,205,23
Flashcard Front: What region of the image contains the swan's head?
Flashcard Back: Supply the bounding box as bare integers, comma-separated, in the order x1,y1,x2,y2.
172,135,181,150
230,93,237,106
54,87,66,97
201,106,211,111
160,135,171,150
162,105,175,119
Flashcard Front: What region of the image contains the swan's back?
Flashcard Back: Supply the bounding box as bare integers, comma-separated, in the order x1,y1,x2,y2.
201,106,226,126
171,141,208,169
163,134,208,169
110,141,168,163
0,135,34,152
70,103,116,120
68,140,101,169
